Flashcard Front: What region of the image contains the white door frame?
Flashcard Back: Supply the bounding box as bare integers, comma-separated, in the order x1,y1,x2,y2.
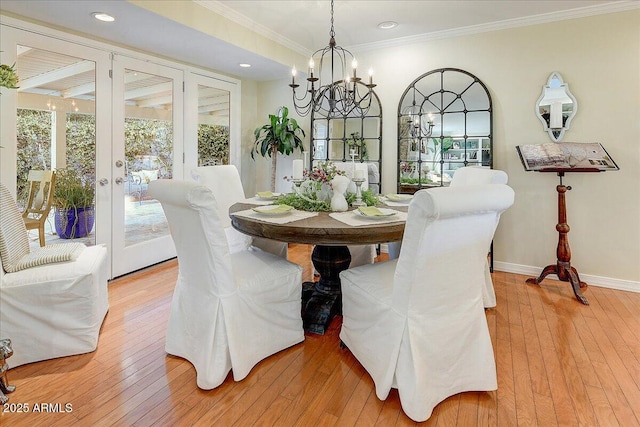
0,24,113,267
2,16,242,278
110,54,183,277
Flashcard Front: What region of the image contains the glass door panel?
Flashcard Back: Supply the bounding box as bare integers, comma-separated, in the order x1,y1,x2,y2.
197,84,230,166
15,46,97,248
112,56,183,277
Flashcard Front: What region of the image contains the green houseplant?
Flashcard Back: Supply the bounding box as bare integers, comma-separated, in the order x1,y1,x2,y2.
0,62,19,90
52,167,95,239
252,106,305,191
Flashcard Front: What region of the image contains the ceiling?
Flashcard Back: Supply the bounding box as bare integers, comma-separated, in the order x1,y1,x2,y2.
3,0,631,116
0,0,630,82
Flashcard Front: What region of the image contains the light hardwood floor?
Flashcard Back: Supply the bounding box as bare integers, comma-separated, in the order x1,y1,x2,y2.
2,244,640,426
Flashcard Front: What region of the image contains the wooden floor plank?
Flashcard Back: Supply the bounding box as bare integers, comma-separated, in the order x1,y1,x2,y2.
3,246,639,426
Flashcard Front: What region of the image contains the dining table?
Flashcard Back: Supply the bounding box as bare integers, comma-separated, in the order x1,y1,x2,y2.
230,198,409,334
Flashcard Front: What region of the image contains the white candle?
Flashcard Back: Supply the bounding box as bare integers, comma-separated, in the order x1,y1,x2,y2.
292,159,303,180
550,101,562,129
354,169,365,180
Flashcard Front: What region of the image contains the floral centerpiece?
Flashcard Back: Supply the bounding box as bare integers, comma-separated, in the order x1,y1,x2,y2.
277,161,378,211
300,161,345,202
400,161,415,178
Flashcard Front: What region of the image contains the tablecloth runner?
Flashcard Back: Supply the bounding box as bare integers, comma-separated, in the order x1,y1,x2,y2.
232,208,318,224
329,209,408,227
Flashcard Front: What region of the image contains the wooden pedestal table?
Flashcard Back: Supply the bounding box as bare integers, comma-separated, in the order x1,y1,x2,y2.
229,203,407,334
526,168,600,305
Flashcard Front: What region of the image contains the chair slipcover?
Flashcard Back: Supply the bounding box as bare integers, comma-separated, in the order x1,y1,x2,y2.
0,184,109,368
339,184,514,422
191,165,288,258
148,179,304,389
450,167,508,308
388,166,508,307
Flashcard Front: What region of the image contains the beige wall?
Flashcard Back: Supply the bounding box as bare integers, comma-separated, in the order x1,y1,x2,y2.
256,10,640,287
252,81,310,195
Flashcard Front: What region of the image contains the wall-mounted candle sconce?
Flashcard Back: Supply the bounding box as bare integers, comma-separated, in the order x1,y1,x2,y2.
535,72,577,142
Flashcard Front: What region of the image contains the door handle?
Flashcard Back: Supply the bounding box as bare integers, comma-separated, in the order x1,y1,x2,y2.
99,178,109,186
115,177,124,185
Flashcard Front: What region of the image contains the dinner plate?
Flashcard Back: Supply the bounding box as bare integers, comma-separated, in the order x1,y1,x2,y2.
385,194,413,203
353,207,397,219
255,192,281,200
252,204,293,216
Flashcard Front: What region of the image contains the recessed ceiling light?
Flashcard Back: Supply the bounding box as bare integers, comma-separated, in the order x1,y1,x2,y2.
92,12,115,22
239,63,251,68
377,21,398,30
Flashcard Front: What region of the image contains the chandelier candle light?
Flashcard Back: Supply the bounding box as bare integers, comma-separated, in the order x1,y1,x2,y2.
289,0,377,118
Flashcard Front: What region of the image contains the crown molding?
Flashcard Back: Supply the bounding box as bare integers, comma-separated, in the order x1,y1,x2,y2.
194,0,312,57
351,1,640,53
196,0,639,57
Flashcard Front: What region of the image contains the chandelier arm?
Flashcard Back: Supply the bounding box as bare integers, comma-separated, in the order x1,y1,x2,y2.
290,0,376,119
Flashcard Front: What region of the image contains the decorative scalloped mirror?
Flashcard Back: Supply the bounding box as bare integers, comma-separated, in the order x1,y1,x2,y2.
535,72,577,142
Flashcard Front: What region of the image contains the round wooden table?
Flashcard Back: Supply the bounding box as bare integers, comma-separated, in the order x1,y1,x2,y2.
230,203,407,334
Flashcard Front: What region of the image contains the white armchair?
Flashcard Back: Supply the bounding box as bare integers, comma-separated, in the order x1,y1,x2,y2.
0,184,109,368
191,165,288,258
148,179,304,389
339,184,514,422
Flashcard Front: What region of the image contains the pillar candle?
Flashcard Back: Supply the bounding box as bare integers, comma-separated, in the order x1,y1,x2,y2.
550,102,562,129
292,159,303,180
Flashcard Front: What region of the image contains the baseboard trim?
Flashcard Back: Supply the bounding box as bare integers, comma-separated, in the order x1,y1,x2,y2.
378,246,639,294
493,261,640,294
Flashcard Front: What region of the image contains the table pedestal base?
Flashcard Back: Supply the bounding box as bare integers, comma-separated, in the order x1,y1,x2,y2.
302,245,351,335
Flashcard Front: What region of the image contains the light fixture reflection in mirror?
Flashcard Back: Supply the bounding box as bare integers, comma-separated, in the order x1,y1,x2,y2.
535,72,577,142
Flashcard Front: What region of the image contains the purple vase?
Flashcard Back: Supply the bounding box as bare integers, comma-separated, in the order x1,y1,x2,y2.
54,206,95,239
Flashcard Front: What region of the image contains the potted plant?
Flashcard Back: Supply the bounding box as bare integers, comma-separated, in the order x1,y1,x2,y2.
0,61,19,91
52,167,95,239
252,106,305,191
0,59,19,149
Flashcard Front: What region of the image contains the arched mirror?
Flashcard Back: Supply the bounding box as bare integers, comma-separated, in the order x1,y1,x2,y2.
310,81,382,194
535,72,577,142
397,68,492,193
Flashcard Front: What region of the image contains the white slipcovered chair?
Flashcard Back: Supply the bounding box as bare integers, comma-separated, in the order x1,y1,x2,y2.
191,165,288,258
339,184,514,422
0,183,109,368
148,179,304,389
388,166,508,307
450,167,508,308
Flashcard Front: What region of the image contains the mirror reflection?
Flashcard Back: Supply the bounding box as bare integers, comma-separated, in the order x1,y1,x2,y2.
311,82,382,194
397,68,492,192
536,72,577,142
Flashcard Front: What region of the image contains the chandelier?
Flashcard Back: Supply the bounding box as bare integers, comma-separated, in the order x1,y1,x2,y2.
289,0,376,118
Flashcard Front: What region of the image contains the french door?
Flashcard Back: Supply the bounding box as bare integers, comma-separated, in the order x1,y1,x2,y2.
110,55,183,277
0,24,112,258
3,18,240,278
